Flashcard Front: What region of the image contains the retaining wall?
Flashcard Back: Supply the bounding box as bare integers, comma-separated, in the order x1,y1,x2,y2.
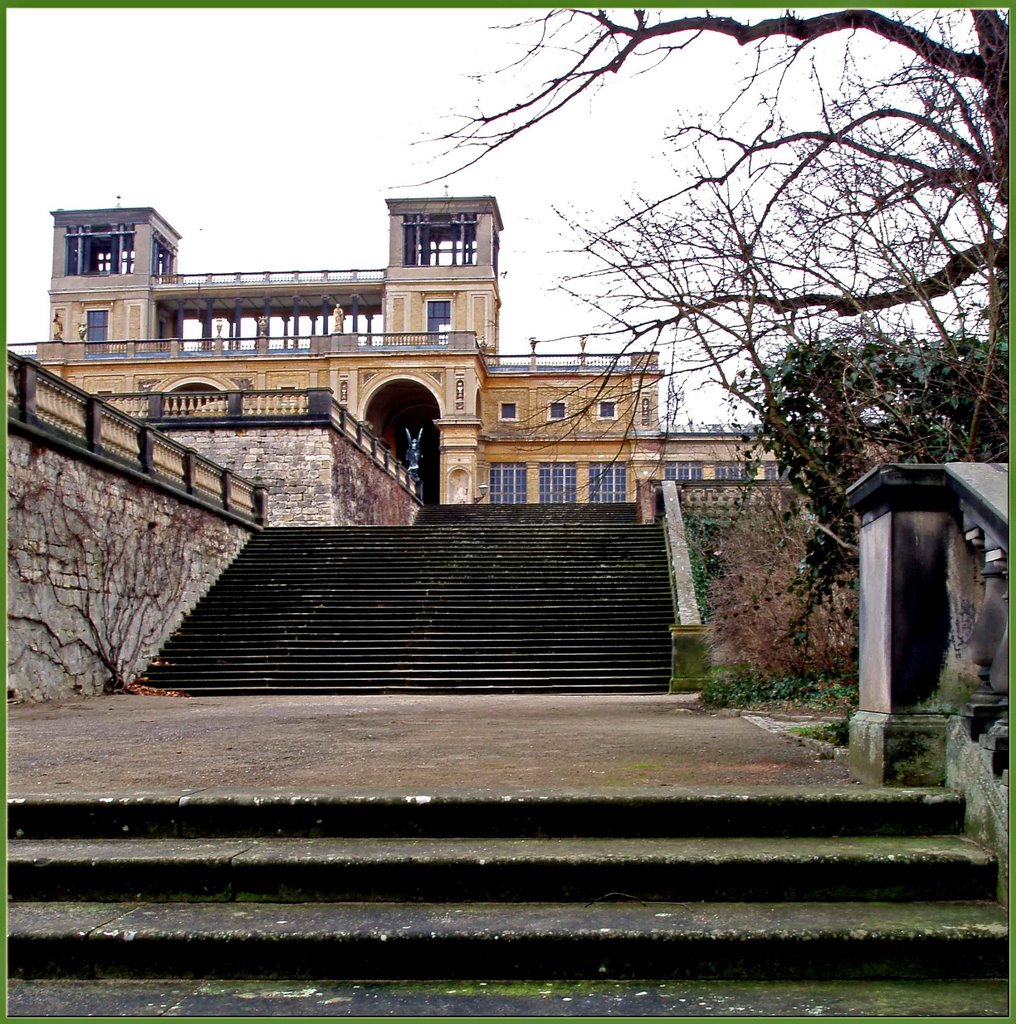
168,425,419,526
7,435,254,702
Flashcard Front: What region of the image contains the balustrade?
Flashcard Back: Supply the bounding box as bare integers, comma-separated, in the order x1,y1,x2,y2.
847,462,1008,785
6,353,265,526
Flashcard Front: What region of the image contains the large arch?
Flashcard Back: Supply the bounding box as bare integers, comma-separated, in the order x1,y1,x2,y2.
167,378,227,393
362,377,442,503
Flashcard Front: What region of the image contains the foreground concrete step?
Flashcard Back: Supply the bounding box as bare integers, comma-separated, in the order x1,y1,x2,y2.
8,976,1010,1017
7,787,966,840
9,900,1007,981
9,835,997,904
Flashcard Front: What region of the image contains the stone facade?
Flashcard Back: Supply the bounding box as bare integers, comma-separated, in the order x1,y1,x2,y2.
7,435,254,702
168,425,418,527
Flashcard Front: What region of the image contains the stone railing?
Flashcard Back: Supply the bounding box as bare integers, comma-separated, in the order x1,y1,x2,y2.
26,332,480,362
151,268,385,287
847,463,1008,786
106,388,423,503
7,353,266,526
483,351,659,374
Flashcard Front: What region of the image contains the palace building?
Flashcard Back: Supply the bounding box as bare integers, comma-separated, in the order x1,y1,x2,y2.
23,195,765,505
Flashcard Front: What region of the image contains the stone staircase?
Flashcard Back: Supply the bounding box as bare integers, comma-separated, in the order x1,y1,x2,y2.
142,503,674,695
7,787,1008,1014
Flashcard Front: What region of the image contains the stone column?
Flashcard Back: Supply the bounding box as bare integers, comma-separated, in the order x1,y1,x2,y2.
846,465,964,786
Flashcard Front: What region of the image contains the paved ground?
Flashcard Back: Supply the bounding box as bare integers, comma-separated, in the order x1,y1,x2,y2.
6,692,853,792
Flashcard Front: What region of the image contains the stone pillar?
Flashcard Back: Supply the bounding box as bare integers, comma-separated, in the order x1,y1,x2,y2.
846,465,962,786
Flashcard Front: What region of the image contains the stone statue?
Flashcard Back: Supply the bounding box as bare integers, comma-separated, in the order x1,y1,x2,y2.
77,322,87,341
257,315,268,337
215,318,225,338
52,313,63,340
405,428,423,479
332,304,344,334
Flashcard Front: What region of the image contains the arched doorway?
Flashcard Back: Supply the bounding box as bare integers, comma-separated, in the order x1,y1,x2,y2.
363,379,441,503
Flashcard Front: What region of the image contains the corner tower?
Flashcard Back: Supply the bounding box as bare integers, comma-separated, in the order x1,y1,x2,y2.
49,207,181,342
384,196,503,352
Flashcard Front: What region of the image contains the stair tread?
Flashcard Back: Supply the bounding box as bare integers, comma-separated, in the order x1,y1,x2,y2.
9,833,991,863
10,899,1007,939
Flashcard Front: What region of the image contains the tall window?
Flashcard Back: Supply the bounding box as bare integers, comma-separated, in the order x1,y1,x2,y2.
589,463,627,503
85,310,109,342
489,463,527,504
427,300,452,333
763,462,781,481
403,213,477,266
539,462,577,503
665,462,704,481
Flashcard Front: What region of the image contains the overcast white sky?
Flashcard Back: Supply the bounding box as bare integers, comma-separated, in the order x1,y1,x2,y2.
6,7,804,419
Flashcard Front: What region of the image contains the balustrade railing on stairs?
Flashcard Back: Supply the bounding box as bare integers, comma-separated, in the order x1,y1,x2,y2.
7,353,267,525
105,387,423,502
846,462,1008,785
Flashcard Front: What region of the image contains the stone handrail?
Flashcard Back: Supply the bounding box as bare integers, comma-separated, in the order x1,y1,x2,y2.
151,268,385,287
106,388,424,503
483,351,659,373
846,462,1008,785
27,332,480,362
7,353,267,526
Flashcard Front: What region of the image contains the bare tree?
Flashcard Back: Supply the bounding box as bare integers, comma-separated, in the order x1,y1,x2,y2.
437,8,1009,587
7,461,217,697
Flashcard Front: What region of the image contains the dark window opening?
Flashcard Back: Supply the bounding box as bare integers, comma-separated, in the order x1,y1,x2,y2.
86,310,109,342
499,402,517,420
151,234,176,276
598,401,616,419
403,213,478,266
427,300,452,333
64,224,135,276
549,401,566,420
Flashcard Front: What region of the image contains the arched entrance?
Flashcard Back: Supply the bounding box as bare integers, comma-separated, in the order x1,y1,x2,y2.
363,379,441,503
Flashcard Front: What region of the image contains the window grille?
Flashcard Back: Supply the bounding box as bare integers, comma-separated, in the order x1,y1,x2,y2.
539,462,577,503
664,462,704,481
489,463,527,504
589,463,628,503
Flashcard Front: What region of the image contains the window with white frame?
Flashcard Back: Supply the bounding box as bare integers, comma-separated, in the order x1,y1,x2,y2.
597,401,616,419
714,461,751,480
499,402,517,421
664,462,704,481
763,461,781,480
85,309,109,342
539,462,577,503
427,300,452,333
489,463,527,504
589,462,627,503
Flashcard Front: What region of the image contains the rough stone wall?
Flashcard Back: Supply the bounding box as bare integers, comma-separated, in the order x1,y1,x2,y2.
169,426,419,526
7,435,253,702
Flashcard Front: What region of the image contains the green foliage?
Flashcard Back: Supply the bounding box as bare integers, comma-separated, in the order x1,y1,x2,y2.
681,510,727,622
790,720,851,747
739,329,1009,596
702,667,858,711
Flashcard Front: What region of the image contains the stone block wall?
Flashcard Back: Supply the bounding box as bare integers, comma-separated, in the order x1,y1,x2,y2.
7,435,254,702
169,426,419,526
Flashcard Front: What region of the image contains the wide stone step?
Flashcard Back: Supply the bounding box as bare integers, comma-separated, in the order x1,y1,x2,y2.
7,976,1010,1018
8,836,996,904
6,788,967,841
9,900,1007,981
